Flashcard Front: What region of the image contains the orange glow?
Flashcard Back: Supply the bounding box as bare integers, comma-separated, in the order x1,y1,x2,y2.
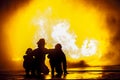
4,0,110,66
12,57,21,62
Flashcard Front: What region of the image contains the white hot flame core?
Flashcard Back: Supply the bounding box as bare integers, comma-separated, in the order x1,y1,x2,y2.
32,8,98,60
51,21,80,58
34,19,98,59
81,39,98,56
52,21,78,50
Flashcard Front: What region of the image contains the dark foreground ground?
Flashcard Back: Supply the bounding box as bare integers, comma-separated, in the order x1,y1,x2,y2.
0,66,120,80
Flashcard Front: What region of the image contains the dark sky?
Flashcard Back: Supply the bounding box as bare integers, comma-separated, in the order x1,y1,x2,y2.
0,0,120,70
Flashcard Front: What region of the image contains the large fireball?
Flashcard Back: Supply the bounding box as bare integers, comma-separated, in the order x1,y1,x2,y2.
4,0,110,66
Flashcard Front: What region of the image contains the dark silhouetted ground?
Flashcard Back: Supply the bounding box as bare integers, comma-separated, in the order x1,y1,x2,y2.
0,66,120,79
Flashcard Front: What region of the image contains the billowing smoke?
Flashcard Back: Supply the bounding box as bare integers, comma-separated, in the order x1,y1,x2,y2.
0,0,30,70
104,13,120,65
83,0,120,65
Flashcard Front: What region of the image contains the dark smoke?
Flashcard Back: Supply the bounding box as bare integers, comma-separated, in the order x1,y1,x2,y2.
75,0,120,65
86,0,120,65
0,0,30,70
